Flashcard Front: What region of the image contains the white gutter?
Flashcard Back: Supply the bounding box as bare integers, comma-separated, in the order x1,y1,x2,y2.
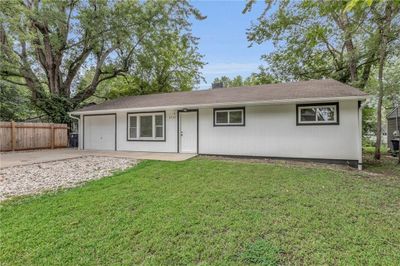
68,113,81,149
358,100,368,170
396,105,399,135
69,95,369,115
68,113,80,122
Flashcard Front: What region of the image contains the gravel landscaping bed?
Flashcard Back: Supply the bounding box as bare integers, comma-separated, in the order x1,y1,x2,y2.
0,156,137,201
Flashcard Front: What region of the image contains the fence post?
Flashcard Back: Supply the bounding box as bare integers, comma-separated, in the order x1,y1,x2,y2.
11,120,16,151
50,123,55,149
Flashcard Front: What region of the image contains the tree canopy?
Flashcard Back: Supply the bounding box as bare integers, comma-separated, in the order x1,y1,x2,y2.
212,66,277,88
0,0,205,122
0,81,41,121
244,0,400,88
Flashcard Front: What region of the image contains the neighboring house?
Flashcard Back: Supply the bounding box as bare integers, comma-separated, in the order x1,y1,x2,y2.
70,79,368,169
387,106,400,151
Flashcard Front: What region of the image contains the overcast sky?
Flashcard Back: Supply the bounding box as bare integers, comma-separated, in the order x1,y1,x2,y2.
190,1,274,89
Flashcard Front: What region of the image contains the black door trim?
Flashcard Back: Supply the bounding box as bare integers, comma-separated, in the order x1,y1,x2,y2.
82,113,117,151
177,109,199,154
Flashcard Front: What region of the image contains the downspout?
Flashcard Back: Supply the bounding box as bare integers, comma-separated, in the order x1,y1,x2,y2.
68,113,80,122
396,106,399,136
68,113,81,149
358,100,368,170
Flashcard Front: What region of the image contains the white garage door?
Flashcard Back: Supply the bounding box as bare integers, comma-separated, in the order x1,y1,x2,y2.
83,114,116,150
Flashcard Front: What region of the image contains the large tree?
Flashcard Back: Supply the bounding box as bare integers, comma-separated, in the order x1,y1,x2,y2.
0,0,204,123
243,0,382,87
84,30,205,103
368,1,400,159
244,0,400,159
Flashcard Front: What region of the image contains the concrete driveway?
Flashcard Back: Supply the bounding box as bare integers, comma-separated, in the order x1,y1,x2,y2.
0,149,196,169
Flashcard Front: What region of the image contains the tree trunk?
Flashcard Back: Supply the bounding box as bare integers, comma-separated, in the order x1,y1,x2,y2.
332,13,358,83
374,89,383,160
374,30,388,160
344,39,358,83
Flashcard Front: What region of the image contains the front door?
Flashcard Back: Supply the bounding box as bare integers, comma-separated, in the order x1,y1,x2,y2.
179,111,198,153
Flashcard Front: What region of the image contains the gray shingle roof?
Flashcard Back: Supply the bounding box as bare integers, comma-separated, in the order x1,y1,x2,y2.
387,107,399,119
74,79,368,113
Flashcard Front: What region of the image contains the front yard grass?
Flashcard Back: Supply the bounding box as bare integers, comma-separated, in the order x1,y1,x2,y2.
1,158,399,265
363,147,400,177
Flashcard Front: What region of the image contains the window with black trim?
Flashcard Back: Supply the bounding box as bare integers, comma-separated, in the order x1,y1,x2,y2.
214,108,245,126
297,103,339,125
128,112,165,140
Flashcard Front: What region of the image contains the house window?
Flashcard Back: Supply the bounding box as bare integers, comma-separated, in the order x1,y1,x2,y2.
214,108,245,126
127,112,165,140
297,103,339,125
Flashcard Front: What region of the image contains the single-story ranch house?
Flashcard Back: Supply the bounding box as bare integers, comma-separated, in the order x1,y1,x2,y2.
70,79,368,169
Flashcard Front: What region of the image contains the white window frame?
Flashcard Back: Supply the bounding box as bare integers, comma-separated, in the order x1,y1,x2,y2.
297,103,339,125
127,112,165,141
214,108,245,126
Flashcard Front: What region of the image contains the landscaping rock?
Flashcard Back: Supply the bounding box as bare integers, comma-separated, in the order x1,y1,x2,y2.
0,156,137,201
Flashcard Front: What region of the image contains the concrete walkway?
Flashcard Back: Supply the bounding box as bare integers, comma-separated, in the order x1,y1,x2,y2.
0,149,196,169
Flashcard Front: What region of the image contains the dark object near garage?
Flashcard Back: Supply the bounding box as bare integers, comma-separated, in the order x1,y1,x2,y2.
391,139,399,156
69,133,78,148
387,107,399,153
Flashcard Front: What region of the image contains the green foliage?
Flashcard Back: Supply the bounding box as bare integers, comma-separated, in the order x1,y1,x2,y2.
382,57,400,106
244,0,399,88
363,57,400,127
362,105,377,145
246,66,278,85
1,158,399,264
0,82,40,121
212,66,277,88
345,0,374,12
0,0,204,122
83,30,205,103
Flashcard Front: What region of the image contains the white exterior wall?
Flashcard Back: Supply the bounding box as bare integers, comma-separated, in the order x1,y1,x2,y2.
116,110,178,152
198,100,360,160
77,100,362,163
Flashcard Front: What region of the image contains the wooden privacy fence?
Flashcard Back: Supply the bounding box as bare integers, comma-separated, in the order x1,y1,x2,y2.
0,121,68,152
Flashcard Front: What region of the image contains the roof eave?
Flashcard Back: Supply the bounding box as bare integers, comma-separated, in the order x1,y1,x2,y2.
386,106,399,118
69,95,369,115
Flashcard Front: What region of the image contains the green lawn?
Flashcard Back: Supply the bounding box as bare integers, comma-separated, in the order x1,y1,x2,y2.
1,158,399,265
363,147,400,177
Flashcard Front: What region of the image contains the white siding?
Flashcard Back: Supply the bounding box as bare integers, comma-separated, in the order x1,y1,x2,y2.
78,100,361,162
116,110,178,152
198,100,360,160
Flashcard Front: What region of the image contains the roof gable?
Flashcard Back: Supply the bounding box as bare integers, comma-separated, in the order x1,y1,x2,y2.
387,107,399,119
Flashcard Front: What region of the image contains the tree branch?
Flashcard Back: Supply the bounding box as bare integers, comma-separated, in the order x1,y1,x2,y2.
1,77,28,86
62,47,92,91
71,47,116,103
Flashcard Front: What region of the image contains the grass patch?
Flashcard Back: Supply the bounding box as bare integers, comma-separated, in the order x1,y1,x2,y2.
1,158,399,265
240,239,280,265
363,148,400,177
